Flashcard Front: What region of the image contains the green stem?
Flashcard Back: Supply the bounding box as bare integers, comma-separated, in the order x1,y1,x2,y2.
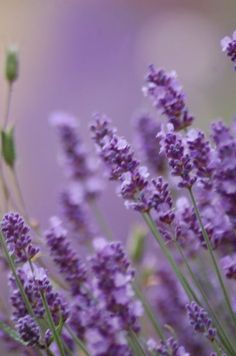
175,241,235,355
65,325,89,356
0,232,34,317
128,329,146,356
134,283,165,340
142,212,200,303
189,188,236,329
40,293,65,356
3,82,13,129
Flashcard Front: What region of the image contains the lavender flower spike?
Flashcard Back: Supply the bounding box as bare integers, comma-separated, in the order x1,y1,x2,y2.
186,301,216,342
147,337,189,356
45,216,87,295
134,114,166,174
221,30,236,69
1,212,39,263
91,238,143,332
143,65,194,130
16,315,40,346
91,114,151,212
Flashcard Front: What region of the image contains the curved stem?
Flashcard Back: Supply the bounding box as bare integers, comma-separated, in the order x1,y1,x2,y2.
189,188,236,329
40,292,65,356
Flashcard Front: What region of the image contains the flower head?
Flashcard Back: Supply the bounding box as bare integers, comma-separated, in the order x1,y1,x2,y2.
1,213,39,263
143,65,194,130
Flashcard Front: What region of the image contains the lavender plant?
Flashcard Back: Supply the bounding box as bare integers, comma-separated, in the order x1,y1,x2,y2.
0,29,235,356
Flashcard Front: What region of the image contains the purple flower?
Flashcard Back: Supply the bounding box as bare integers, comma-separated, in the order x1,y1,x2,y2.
45,216,87,295
187,129,214,187
91,114,139,181
1,213,39,263
134,114,166,174
60,187,95,241
84,306,132,356
211,120,236,228
159,125,196,188
221,254,236,280
10,265,69,324
90,239,143,332
186,301,216,342
16,315,40,346
50,111,102,200
91,114,151,212
221,30,236,68
147,337,189,356
143,65,194,130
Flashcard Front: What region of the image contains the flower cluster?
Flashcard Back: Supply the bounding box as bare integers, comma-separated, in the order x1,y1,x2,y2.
186,301,217,342
221,30,236,69
147,337,189,356
134,114,166,174
90,239,143,332
143,65,194,130
45,216,87,296
1,213,39,263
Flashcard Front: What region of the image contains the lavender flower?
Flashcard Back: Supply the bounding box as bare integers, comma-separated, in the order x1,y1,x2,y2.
147,337,189,356
186,301,216,342
84,306,131,356
221,30,236,68
16,315,40,346
60,187,95,241
51,111,102,200
221,254,236,280
90,238,143,332
159,125,196,188
143,65,194,130
45,216,87,295
211,120,236,228
91,114,151,212
1,212,39,263
134,114,166,174
10,265,68,324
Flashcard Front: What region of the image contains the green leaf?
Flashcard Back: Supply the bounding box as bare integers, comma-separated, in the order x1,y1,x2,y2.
0,320,27,346
1,127,16,168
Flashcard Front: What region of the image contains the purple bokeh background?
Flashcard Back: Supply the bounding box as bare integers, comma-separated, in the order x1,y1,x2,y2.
1,0,236,238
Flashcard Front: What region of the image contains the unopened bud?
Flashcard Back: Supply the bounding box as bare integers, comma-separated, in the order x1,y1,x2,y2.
128,224,146,263
5,46,19,83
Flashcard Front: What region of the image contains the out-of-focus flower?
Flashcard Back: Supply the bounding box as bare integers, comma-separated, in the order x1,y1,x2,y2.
50,111,103,201
221,254,236,280
134,114,166,174
147,337,189,356
45,216,87,295
90,239,143,332
186,301,216,342
16,315,40,346
221,30,236,68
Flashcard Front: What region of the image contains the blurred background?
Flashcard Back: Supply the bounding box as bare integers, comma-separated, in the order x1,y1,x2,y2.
0,0,235,238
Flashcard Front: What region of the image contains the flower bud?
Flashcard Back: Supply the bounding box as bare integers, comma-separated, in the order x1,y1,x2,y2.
5,46,19,83
128,224,146,263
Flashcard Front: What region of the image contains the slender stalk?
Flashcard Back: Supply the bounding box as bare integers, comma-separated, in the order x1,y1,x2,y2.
40,292,65,356
175,241,235,355
0,232,34,317
3,82,13,129
134,283,165,340
142,212,200,303
128,329,146,356
65,325,89,356
12,167,29,219
189,188,236,329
